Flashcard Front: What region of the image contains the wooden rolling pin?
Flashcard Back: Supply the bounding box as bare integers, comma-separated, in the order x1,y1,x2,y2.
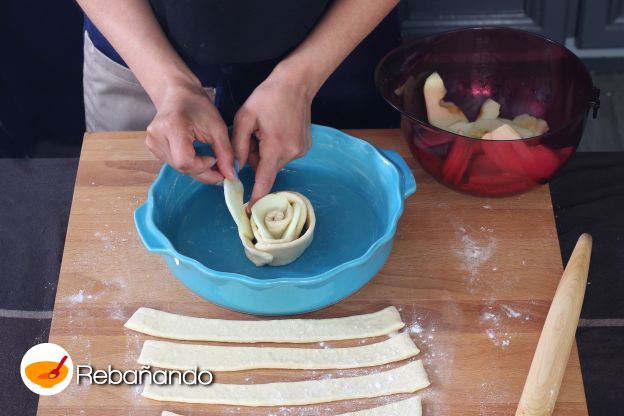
516,233,592,416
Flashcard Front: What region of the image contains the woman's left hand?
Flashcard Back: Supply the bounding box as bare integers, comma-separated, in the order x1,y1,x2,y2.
232,65,314,207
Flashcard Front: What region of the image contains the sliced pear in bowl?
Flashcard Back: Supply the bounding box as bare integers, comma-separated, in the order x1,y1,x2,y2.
424,72,468,128
469,118,534,139
481,123,523,141
477,98,501,120
513,114,550,136
447,121,477,137
423,72,549,140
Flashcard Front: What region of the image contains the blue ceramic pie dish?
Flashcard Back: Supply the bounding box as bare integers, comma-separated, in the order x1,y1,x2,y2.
135,124,416,315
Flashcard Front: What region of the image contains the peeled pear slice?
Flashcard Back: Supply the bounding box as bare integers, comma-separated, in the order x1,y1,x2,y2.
513,114,549,136
498,119,534,138
481,124,523,141
471,118,534,138
481,124,560,181
224,180,315,267
447,121,477,137
477,98,501,120
423,72,551,140
424,72,468,128
223,179,253,239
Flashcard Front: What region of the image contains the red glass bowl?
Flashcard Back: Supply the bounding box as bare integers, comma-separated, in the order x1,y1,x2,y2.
375,27,600,197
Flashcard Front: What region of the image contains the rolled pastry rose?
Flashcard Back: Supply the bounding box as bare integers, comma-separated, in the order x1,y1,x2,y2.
224,179,315,267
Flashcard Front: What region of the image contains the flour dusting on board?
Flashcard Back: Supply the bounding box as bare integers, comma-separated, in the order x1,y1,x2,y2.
453,225,497,293
480,302,532,348
93,228,134,252
409,321,424,334
64,289,86,303
62,275,128,306
501,304,522,319
481,303,512,347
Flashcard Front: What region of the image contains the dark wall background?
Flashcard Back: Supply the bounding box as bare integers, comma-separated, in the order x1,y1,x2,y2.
0,1,85,157
0,2,402,157
1,1,622,157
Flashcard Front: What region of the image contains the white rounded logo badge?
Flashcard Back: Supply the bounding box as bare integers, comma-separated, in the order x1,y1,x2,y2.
20,343,73,396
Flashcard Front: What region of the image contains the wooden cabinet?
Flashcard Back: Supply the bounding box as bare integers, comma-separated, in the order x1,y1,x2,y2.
400,0,624,51
400,0,569,42
577,0,624,48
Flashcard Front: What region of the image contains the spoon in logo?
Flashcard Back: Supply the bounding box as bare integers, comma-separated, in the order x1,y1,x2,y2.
38,355,68,380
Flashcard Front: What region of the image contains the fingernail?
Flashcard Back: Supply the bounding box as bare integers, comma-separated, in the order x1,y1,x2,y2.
209,158,218,168
233,160,240,179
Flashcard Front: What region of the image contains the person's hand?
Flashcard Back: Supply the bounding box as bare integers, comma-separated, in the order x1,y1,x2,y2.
232,67,313,206
146,82,236,183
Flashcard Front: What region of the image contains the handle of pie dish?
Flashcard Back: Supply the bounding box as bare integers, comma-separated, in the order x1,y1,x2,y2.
134,204,168,252
379,149,417,199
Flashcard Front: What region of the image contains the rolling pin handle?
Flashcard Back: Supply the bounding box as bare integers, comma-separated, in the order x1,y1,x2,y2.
515,233,592,416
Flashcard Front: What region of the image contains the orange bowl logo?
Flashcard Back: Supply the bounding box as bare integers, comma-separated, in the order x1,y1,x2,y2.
20,343,73,396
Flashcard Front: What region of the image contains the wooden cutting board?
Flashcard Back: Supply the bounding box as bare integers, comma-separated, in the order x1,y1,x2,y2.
37,130,588,415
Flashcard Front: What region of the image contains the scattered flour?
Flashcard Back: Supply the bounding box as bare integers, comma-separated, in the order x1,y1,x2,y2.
409,321,424,334
480,303,532,348
500,304,522,319
65,289,85,303
454,230,497,292
106,300,126,321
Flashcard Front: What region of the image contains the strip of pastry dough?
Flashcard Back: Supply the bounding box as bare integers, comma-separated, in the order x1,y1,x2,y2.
139,332,419,371
125,306,404,343
161,395,422,416
143,360,429,406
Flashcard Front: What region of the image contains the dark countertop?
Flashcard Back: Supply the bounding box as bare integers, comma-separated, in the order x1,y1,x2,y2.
549,152,624,415
0,152,622,415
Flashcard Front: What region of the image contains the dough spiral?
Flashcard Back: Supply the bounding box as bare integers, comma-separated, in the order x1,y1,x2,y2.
224,180,315,266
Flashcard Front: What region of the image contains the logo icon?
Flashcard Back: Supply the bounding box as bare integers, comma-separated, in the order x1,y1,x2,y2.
20,343,73,396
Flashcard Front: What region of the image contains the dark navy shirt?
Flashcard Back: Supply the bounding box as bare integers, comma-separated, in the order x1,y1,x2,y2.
84,3,402,127
85,1,331,84
149,0,332,65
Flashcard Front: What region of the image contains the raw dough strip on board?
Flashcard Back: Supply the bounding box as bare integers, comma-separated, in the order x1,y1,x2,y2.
125,306,404,343
161,395,422,416
143,360,429,406
139,332,419,371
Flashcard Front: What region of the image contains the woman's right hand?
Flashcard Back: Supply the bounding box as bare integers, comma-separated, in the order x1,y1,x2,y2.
145,82,236,184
